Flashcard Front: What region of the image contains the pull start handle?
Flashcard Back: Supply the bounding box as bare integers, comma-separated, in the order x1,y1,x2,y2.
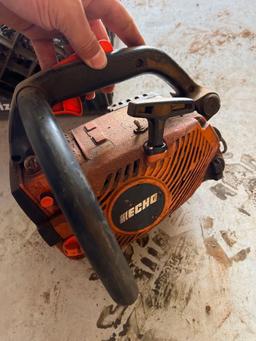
128,97,195,155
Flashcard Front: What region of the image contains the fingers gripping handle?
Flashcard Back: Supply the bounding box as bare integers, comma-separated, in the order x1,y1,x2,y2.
14,46,208,104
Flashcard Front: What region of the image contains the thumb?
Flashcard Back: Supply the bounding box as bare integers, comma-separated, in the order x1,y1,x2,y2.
54,0,107,69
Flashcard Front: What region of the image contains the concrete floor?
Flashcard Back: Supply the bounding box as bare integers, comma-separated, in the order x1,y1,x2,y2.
0,0,256,340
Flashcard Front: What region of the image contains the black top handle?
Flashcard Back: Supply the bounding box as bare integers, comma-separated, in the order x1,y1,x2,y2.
9,46,220,306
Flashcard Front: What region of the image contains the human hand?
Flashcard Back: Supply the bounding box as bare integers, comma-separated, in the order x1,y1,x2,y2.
0,0,144,71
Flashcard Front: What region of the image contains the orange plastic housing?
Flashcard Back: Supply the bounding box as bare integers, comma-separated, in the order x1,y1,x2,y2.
19,103,220,258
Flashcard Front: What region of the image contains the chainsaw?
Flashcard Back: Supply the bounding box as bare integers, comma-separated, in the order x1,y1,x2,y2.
9,46,226,306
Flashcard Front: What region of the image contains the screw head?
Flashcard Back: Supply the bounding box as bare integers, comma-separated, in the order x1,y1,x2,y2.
24,155,40,173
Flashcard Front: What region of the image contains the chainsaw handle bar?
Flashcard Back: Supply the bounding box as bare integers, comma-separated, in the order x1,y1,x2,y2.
10,46,220,160
11,87,139,306
9,46,220,305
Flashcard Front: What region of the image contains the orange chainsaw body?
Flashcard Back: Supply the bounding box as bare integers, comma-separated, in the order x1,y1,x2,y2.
13,96,221,258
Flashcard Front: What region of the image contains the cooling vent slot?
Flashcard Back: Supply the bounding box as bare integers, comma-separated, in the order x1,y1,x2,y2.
98,127,214,247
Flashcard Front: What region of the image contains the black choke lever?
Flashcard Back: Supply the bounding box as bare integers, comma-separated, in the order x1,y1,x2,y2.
128,97,195,155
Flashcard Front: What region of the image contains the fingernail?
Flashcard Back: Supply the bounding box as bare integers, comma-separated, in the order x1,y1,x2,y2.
86,49,107,69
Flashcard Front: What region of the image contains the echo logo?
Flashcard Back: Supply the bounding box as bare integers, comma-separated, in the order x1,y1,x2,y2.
120,193,158,224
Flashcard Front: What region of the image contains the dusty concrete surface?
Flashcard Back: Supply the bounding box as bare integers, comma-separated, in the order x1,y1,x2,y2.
0,0,256,340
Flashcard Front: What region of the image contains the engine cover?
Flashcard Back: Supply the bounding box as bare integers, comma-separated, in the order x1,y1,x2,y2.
10,96,222,256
